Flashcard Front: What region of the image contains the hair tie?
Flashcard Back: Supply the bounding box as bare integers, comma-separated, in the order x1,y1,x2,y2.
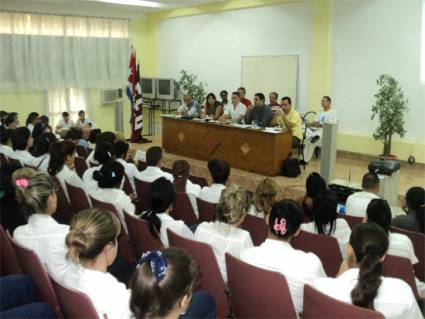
107,151,111,158
138,250,168,282
273,218,287,236
111,171,116,178
15,178,29,188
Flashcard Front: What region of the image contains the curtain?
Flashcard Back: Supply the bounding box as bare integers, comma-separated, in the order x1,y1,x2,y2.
0,12,131,91
47,88,89,127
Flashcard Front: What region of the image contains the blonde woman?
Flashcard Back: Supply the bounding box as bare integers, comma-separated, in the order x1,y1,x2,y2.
250,178,279,219
194,183,254,281
13,168,73,282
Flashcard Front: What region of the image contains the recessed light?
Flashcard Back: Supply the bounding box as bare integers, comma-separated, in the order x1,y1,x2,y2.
96,0,166,8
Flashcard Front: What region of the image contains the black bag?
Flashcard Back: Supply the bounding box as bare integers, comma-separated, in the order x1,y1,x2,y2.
281,153,301,177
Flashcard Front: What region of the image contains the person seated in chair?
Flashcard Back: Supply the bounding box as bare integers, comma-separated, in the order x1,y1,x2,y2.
219,92,246,123
244,93,274,128
271,96,302,148
177,94,201,118
135,146,173,183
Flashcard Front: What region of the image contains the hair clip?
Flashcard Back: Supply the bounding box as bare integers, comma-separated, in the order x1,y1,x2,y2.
138,250,168,282
107,151,112,158
273,218,287,236
15,178,29,188
111,171,116,178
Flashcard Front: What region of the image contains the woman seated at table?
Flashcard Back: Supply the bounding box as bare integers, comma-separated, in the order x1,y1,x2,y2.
203,93,223,120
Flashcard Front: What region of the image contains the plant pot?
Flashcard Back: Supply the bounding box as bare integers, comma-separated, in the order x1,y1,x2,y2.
378,154,397,161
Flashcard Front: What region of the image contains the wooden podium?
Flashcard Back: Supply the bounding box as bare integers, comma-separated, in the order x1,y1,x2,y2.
162,117,292,176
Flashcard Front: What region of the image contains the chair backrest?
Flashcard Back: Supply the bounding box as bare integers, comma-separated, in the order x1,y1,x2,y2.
167,229,229,318
124,212,163,259
0,226,22,275
390,226,425,282
383,254,419,299
123,174,133,196
240,214,268,246
173,192,198,226
50,274,100,319
303,284,384,319
339,214,363,229
196,198,216,223
292,231,342,277
75,145,88,158
9,235,61,315
0,153,8,165
225,253,297,319
134,178,150,212
66,182,91,214
51,176,74,224
189,175,208,188
74,156,88,179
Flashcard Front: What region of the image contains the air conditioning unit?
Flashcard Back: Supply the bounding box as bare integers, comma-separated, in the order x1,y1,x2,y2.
101,88,123,104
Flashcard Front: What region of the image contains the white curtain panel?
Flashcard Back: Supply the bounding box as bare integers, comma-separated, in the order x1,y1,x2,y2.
0,12,131,91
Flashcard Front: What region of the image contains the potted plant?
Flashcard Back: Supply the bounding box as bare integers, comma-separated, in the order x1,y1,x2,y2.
371,74,409,159
178,70,208,104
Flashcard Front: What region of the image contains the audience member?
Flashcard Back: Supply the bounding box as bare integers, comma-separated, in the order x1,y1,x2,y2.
25,112,40,133
9,127,41,167
244,93,274,127
392,186,424,233
345,173,380,217
136,146,173,183
32,132,57,171
86,131,115,166
88,128,102,150
250,177,278,219
5,113,19,130
0,127,14,158
199,159,230,204
40,115,52,132
299,172,327,219
65,127,82,145
114,141,139,192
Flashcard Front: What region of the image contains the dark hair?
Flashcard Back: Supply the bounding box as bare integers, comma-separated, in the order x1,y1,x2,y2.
362,173,379,190
40,115,49,126
141,178,175,237
93,160,124,188
281,96,292,105
270,92,278,99
89,129,102,144
207,159,230,184
48,141,76,176
33,132,57,157
220,90,228,96
26,112,39,126
254,93,265,102
11,127,31,151
31,122,46,141
66,127,82,141
146,146,163,167
172,160,190,193
366,199,391,233
129,248,199,319
5,114,17,127
0,110,7,119
93,142,115,165
350,223,388,310
312,190,338,236
238,87,246,93
405,187,425,233
0,127,13,145
303,172,327,217
62,112,69,117
114,141,129,159
78,110,85,116
96,131,116,144
205,93,217,105
269,199,303,239
323,96,332,103
231,91,240,98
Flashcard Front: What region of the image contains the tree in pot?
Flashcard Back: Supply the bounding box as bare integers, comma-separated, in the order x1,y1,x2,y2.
178,70,208,104
371,74,409,158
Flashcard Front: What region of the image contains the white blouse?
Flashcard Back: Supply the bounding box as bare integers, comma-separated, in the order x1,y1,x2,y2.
55,165,86,202
241,239,327,316
13,214,72,283
194,221,253,281
157,213,194,247
82,166,101,194
387,232,418,265
199,183,226,204
37,154,50,172
185,179,202,218
314,268,422,319
345,191,380,218
116,158,139,192
9,150,41,167
136,166,174,183
0,144,14,158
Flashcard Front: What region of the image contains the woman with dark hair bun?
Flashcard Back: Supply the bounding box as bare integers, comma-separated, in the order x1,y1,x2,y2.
33,132,57,172
298,172,327,219
314,223,421,318
392,186,424,234
0,126,14,159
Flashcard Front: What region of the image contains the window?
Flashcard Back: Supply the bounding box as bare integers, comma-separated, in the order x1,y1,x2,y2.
422,0,425,83
47,88,89,127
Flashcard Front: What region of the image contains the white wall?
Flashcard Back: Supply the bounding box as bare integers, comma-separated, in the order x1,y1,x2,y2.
331,0,425,142
157,1,312,111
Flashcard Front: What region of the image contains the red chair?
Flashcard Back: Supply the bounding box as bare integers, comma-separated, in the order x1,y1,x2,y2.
196,198,216,222
124,212,163,259
50,274,100,319
391,226,425,282
51,176,74,224
123,174,134,195
189,175,208,188
0,226,22,276
303,284,384,318
173,192,198,226
167,230,229,318
66,182,91,213
292,231,342,277
75,145,88,158
240,214,268,246
89,196,135,265
0,153,8,165
134,178,150,212
226,253,297,319
383,255,420,299
9,235,61,315
74,156,88,179
339,214,363,229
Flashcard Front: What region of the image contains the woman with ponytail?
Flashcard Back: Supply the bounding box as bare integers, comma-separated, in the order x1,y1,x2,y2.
392,186,425,234
32,132,57,172
250,177,279,219
314,223,421,318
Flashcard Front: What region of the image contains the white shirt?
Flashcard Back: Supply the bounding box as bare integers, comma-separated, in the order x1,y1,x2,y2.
13,214,72,283
37,154,50,172
76,118,95,128
9,150,41,167
0,144,14,158
56,119,75,130
223,102,247,121
199,183,226,204
55,165,86,202
82,166,101,194
247,205,265,219
86,151,98,167
157,213,194,247
136,166,174,183
301,218,351,259
185,179,202,218
345,191,380,217
194,221,253,281
241,239,326,316
387,232,418,265
116,158,139,192
27,123,34,133
316,108,338,124
64,266,131,319
314,268,422,319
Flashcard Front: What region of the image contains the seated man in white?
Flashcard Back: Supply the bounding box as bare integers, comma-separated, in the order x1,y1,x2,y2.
303,96,338,162
9,127,41,167
219,91,246,123
199,159,230,204
75,110,96,128
345,173,380,217
241,199,326,315
55,111,75,135
177,94,201,118
135,146,173,183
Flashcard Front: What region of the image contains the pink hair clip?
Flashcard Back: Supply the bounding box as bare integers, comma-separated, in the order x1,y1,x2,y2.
15,178,29,188
273,218,287,236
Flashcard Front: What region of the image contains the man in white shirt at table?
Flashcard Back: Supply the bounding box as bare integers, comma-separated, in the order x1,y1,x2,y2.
177,94,201,118
345,173,380,217
55,111,75,135
135,146,174,183
219,91,246,123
